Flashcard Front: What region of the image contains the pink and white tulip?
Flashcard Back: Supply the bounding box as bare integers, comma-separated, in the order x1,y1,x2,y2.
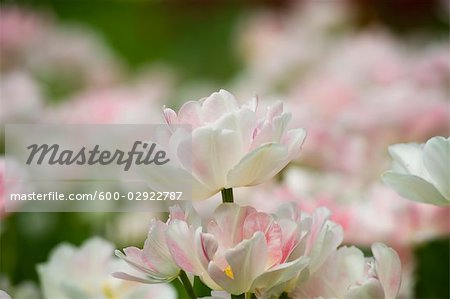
114,204,200,283
145,203,341,296
157,89,306,200
293,243,402,299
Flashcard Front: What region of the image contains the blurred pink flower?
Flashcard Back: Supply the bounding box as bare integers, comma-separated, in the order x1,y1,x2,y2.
39,237,176,299
0,70,43,126
240,168,450,257
0,157,29,219
156,89,306,200
46,81,170,124
0,6,122,89
0,6,50,70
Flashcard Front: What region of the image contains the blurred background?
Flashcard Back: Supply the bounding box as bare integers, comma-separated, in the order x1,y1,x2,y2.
0,0,449,298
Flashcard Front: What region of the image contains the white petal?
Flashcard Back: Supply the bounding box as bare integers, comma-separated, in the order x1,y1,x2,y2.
382,172,448,205
345,278,385,299
250,256,309,293
388,142,426,176
227,143,288,187
189,127,244,192
423,136,450,200
201,90,240,123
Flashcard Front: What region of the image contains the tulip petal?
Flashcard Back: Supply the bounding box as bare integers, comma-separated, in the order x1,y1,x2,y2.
142,220,180,277
227,143,288,187
388,143,427,175
208,203,256,247
189,126,245,193
423,136,450,200
165,220,203,275
208,232,267,295
243,212,282,268
250,256,310,293
112,271,167,284
382,172,448,205
201,89,240,123
177,100,202,128
345,278,385,299
283,128,307,161
372,243,401,299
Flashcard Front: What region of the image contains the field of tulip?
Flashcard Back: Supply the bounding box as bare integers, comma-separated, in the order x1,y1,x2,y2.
0,1,449,298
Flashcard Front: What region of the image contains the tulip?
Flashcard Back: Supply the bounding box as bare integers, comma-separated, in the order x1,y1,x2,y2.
114,204,200,284
38,237,176,299
382,136,449,206
163,203,342,296
147,89,306,201
292,243,402,299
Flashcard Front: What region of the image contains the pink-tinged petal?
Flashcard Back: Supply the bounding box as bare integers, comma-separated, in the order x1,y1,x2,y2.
294,208,343,273
345,278,385,299
251,107,290,149
208,232,267,295
227,143,288,187
177,100,202,128
243,212,282,268
193,228,222,290
423,136,450,200
169,205,186,221
168,203,202,227
194,229,218,269
207,203,256,247
142,220,180,277
251,256,309,294
277,219,301,262
371,243,402,299
163,107,178,126
112,271,166,284
165,220,203,275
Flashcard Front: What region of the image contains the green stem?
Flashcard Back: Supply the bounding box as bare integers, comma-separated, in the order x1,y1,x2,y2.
231,294,245,299
221,188,234,203
179,270,196,299
245,292,255,299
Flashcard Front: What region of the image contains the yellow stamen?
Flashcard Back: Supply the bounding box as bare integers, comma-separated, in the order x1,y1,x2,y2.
102,282,117,299
224,265,234,279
